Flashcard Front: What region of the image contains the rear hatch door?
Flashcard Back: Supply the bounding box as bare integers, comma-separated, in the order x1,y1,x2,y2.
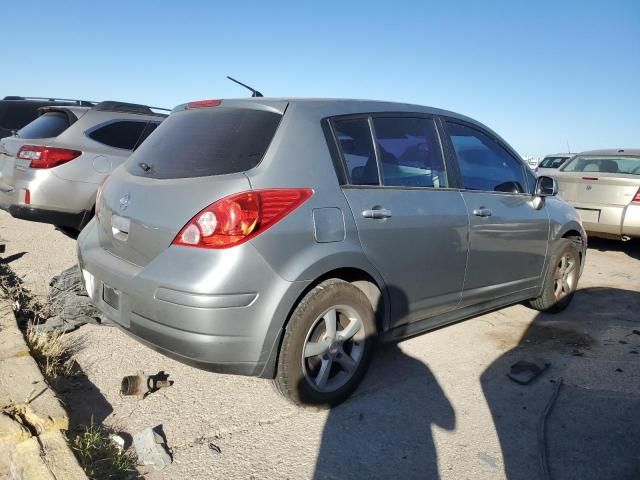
97,100,287,267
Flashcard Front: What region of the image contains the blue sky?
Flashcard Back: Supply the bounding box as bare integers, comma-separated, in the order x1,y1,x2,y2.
3,1,639,157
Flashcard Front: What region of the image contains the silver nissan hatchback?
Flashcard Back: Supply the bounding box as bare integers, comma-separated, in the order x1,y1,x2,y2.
78,98,587,407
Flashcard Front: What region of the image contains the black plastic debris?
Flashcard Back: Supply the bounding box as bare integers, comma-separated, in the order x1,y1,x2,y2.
208,442,222,454
507,358,550,385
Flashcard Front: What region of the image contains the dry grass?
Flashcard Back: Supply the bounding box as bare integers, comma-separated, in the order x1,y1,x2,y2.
25,324,83,379
69,422,140,480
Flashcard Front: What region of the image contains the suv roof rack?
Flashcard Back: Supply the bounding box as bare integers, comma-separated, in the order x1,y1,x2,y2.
2,96,96,106
93,101,170,117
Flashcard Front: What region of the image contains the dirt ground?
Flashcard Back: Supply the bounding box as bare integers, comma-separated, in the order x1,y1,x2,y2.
1,209,639,480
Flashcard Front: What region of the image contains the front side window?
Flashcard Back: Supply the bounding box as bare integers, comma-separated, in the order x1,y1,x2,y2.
333,118,378,186
447,122,526,193
88,120,147,150
373,117,447,188
562,155,640,175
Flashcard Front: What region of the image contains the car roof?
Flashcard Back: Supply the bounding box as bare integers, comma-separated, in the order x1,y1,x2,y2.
575,148,640,156
543,153,573,158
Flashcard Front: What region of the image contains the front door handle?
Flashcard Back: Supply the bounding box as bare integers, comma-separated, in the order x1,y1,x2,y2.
362,208,392,219
473,208,492,217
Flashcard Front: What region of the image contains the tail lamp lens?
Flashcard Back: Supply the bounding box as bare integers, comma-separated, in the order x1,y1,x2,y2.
173,189,313,249
17,145,81,169
632,187,640,204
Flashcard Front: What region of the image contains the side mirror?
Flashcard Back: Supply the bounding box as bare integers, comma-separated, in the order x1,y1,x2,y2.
535,175,558,197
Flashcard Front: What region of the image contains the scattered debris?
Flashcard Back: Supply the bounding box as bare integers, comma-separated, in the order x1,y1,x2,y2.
630,350,639,355
208,442,222,454
538,377,563,480
121,371,173,399
40,265,107,332
616,368,624,373
619,340,628,345
571,349,584,357
109,433,126,453
507,358,550,385
632,330,640,336
133,426,172,470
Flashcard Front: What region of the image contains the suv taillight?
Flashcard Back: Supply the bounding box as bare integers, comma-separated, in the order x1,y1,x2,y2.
17,145,81,169
632,187,640,204
173,189,313,249
95,176,110,219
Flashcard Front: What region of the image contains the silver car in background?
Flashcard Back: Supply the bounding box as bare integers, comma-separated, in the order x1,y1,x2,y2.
535,152,573,176
78,98,587,407
0,101,167,234
553,149,640,240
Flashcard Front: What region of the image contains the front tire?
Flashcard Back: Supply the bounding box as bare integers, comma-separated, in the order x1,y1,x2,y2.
273,279,376,407
529,238,581,312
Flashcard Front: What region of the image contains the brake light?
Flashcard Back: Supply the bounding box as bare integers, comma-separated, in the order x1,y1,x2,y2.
187,99,222,109
17,145,81,169
632,187,640,204
173,189,313,249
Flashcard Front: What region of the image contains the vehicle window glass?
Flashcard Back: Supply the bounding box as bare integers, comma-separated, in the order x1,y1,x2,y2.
333,118,378,186
17,112,70,139
127,108,282,179
133,122,159,151
89,121,147,150
0,104,42,130
446,122,526,193
562,156,640,175
539,156,569,169
373,117,447,188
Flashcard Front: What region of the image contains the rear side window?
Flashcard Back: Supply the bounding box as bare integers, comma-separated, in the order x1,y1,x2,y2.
333,118,378,185
539,156,569,169
446,122,527,193
17,112,70,139
128,108,282,179
373,117,447,188
88,121,147,150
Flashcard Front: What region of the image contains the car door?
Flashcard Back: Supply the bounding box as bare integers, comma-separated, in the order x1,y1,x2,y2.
441,119,549,305
332,114,469,330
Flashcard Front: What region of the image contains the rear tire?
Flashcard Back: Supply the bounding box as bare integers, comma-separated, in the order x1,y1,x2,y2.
529,238,581,313
273,279,376,408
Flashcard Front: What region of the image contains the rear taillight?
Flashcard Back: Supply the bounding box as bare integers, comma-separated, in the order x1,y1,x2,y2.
173,189,313,249
17,145,81,169
95,176,110,219
632,187,640,204
187,99,222,109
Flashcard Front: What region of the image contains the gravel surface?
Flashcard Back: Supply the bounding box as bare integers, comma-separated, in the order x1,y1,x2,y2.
1,210,639,479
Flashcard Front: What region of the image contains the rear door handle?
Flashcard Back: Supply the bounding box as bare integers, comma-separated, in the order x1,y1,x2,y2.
472,208,492,217
362,208,392,219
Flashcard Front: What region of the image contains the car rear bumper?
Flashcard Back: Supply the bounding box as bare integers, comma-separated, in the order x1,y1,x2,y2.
570,201,640,239
77,220,309,377
9,204,92,230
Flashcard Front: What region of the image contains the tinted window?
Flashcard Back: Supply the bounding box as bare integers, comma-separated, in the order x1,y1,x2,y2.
17,112,70,139
539,156,569,169
333,118,378,185
447,122,526,193
89,121,147,150
373,117,447,188
128,108,282,179
133,122,159,151
0,103,42,130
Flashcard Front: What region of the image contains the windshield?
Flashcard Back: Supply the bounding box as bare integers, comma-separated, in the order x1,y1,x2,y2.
561,155,640,175
538,156,570,169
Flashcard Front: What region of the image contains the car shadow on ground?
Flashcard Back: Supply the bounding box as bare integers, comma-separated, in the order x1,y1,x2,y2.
481,287,640,480
311,286,455,480
587,237,640,260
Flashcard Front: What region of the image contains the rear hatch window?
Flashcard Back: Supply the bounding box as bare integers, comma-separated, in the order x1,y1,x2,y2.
17,112,70,139
126,107,282,179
